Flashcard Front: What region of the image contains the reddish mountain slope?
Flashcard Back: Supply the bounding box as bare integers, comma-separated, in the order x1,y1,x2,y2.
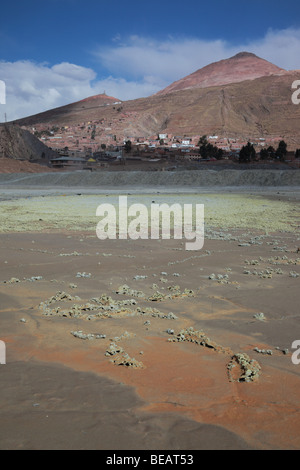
11,52,300,150
13,93,121,126
156,52,288,95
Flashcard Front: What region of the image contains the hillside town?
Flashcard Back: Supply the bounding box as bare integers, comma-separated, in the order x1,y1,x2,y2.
18,118,298,170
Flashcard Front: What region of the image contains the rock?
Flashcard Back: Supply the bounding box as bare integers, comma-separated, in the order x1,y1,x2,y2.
105,342,124,356
76,272,91,278
113,331,135,341
254,347,272,355
166,312,178,319
27,276,43,282
137,307,178,320
4,277,20,284
71,330,106,340
110,352,144,368
253,312,266,321
227,353,261,382
116,284,145,298
170,326,232,355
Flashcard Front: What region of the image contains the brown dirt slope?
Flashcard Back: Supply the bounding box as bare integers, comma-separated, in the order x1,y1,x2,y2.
0,124,58,161
12,94,121,127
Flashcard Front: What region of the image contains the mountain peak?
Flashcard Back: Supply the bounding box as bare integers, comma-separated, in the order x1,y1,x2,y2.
156,52,287,96
231,51,258,59
79,93,121,104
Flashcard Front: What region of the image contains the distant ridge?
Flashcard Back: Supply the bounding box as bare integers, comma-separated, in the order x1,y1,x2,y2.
11,52,300,150
155,52,288,95
13,93,121,126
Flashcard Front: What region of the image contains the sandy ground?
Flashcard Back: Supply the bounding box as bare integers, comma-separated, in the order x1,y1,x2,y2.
0,187,299,450
0,158,56,174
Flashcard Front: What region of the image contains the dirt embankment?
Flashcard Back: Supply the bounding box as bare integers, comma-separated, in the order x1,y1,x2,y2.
0,124,58,163
0,158,56,174
0,169,299,187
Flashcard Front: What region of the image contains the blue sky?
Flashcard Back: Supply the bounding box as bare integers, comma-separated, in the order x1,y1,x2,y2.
1,0,300,120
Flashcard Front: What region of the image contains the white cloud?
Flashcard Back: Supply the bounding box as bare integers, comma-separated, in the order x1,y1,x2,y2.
0,59,162,121
243,27,300,70
95,28,300,82
0,60,96,121
1,27,300,121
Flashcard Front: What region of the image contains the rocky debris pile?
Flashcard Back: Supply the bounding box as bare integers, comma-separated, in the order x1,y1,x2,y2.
168,327,232,355
116,284,146,298
276,347,289,355
208,273,230,284
105,342,144,369
38,290,178,321
137,307,178,319
115,283,194,302
169,327,262,383
3,277,20,284
253,312,267,321
39,291,81,316
59,251,83,257
71,330,106,340
253,347,273,355
243,267,283,278
267,255,300,266
112,330,136,342
42,291,80,304
91,294,137,307
242,256,300,279
227,353,261,383
3,275,43,284
39,290,140,319
148,285,194,301
76,272,91,278
253,345,290,356
147,291,166,301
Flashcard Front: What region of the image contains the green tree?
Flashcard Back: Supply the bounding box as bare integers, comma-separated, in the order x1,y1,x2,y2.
260,148,269,160
239,142,256,163
267,146,276,159
216,148,224,160
197,135,208,147
198,135,223,160
276,140,287,161
124,140,132,153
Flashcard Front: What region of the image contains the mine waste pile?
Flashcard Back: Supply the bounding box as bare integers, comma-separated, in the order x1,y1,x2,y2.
0,169,299,187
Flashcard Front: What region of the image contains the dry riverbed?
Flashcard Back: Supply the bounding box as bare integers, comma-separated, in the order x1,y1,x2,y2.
0,189,299,450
